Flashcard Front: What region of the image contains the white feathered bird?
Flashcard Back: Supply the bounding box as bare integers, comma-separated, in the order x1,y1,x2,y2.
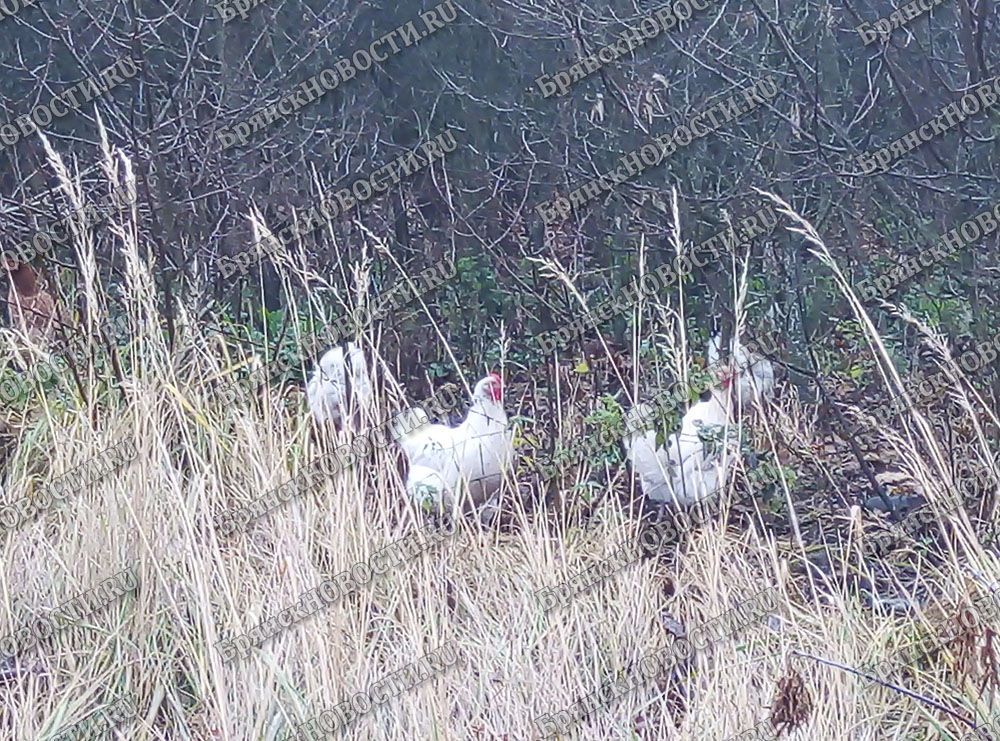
392,406,456,510
624,372,737,509
707,333,775,405
305,343,373,431
397,373,513,517
405,463,453,510
624,334,777,511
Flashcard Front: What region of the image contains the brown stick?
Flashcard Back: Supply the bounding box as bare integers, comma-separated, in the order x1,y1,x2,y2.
790,650,978,729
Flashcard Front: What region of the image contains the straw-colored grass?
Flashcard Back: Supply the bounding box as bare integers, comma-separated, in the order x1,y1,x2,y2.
1,145,999,741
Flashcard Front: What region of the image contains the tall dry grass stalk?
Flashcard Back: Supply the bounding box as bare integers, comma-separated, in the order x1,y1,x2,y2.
0,164,998,741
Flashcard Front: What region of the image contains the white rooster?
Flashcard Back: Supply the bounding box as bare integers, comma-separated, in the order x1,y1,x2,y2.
305,342,373,431
397,373,513,519
707,333,776,405
624,371,738,509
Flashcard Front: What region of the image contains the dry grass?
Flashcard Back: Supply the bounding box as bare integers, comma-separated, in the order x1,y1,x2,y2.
1,152,999,741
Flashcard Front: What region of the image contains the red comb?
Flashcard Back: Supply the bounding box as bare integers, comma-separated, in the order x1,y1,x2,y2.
486,372,503,401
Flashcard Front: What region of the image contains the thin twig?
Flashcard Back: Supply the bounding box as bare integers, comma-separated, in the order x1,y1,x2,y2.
790,650,978,729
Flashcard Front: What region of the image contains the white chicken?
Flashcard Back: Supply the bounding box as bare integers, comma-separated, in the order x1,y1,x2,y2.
624,333,778,512
624,371,738,509
390,406,456,510
405,463,454,512
707,333,775,405
305,342,373,431
396,373,513,519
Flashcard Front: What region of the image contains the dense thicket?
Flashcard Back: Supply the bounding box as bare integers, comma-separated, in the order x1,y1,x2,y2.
1,0,997,375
